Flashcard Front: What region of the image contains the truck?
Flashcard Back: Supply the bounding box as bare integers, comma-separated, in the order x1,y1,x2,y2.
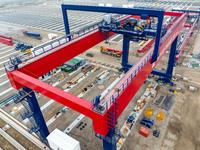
100,46,122,57
15,42,33,55
23,31,42,40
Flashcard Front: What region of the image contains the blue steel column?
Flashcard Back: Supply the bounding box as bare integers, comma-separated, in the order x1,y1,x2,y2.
23,87,50,146
103,129,117,150
151,13,164,63
121,35,130,69
61,5,71,39
166,36,178,78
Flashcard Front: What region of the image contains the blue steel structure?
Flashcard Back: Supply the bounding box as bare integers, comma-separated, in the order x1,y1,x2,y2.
13,87,49,147
61,4,165,149
151,36,178,84
61,4,164,68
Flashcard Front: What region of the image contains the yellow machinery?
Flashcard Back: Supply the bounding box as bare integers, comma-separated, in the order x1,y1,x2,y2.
144,107,153,118
100,46,122,57
25,49,33,55
139,38,150,46
156,111,165,122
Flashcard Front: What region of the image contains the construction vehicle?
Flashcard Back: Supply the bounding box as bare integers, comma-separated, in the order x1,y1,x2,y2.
15,42,33,55
21,45,33,52
15,42,24,50
23,31,42,40
86,52,94,57
100,46,122,57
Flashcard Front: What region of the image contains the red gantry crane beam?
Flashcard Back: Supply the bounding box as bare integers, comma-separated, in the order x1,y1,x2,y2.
176,17,198,60
8,15,132,90
6,13,187,136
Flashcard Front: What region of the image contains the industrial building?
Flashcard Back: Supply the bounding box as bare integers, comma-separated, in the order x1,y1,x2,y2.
0,0,200,150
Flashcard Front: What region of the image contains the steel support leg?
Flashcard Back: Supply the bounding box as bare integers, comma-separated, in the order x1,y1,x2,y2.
166,36,178,78
23,87,50,147
121,35,130,70
151,14,164,63
103,129,117,150
61,6,71,39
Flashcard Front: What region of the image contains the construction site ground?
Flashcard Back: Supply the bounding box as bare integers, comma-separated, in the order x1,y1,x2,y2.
0,118,40,150
0,1,200,149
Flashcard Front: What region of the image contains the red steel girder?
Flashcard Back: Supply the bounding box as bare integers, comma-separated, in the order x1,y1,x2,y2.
169,24,192,28
137,39,155,53
9,15,132,90
11,30,114,89
176,17,198,60
165,11,183,17
7,70,95,117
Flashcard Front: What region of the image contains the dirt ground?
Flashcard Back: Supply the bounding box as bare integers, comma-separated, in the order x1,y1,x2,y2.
0,21,65,46
0,118,40,150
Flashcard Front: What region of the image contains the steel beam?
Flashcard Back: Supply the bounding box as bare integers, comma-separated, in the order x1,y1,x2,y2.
176,18,198,60
164,11,183,17
166,36,178,78
151,69,171,78
8,30,115,89
137,39,155,53
62,4,165,17
8,70,95,117
62,6,71,39
22,87,49,146
151,14,164,63
92,13,188,136
121,35,130,68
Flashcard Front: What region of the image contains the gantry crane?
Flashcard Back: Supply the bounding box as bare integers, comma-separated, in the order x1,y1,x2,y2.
4,4,199,150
